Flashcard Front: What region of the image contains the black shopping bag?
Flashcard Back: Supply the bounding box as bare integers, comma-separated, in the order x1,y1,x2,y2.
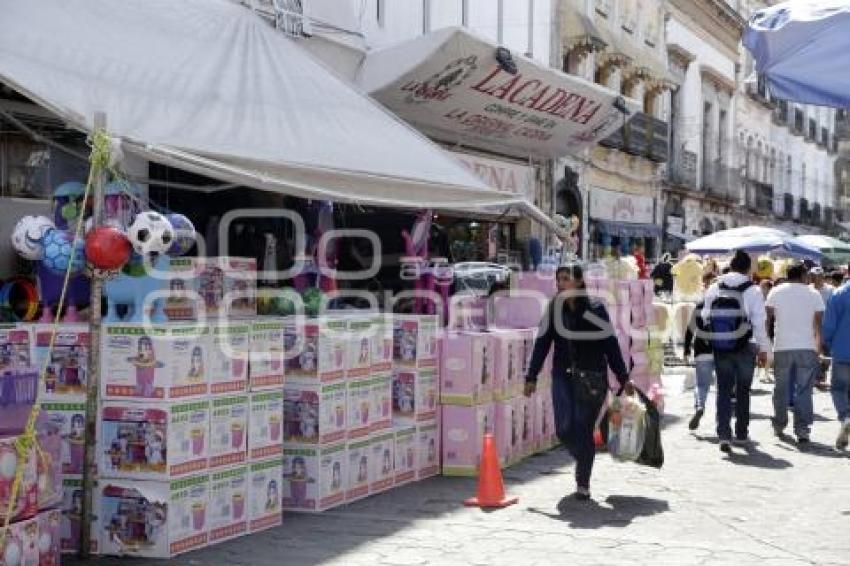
635,388,663,469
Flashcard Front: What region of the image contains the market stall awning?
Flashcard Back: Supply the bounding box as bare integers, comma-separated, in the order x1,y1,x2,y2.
0,0,555,217
686,225,822,261
357,27,641,160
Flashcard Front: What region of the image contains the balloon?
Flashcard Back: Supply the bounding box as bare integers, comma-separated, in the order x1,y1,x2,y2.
85,226,132,270
40,229,86,275
165,213,196,256
10,215,55,260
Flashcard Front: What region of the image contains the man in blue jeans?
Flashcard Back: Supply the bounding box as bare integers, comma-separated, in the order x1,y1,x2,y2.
683,272,717,430
702,251,770,453
822,277,850,450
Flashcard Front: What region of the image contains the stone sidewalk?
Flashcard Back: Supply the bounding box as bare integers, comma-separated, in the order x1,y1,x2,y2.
82,378,849,566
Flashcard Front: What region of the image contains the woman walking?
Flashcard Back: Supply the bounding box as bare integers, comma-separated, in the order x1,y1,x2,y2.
524,263,632,500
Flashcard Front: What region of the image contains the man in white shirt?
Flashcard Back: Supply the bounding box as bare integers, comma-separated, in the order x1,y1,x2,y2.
766,262,825,444
702,251,770,453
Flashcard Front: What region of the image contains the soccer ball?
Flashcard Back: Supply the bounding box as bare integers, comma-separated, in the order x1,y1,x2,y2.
165,213,196,256
41,229,86,275
127,211,175,256
10,215,55,260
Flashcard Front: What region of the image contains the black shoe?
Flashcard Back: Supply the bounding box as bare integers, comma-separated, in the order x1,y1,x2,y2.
720,440,732,453
573,487,591,501
797,435,810,445
688,409,704,431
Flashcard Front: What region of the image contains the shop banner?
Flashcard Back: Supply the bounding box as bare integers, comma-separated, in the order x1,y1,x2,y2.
590,187,654,224
359,27,640,159
450,152,534,202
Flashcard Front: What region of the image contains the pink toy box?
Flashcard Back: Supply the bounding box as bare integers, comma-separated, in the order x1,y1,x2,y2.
346,317,373,379
249,319,285,391
392,368,438,425
370,373,393,433
0,512,39,566
370,431,395,494
282,442,346,512
489,330,522,401
346,377,372,440
284,381,347,445
247,458,282,534
416,422,440,480
518,395,535,458
393,315,438,369
493,401,515,468
441,404,494,476
440,331,492,406
514,270,556,298
43,401,86,476
345,436,372,502
97,474,209,558
208,464,248,544
284,317,347,383
99,401,209,480
491,294,548,330
101,323,210,400
393,426,417,486
371,314,394,372
208,322,251,395
209,395,249,469
34,324,89,400
248,390,284,460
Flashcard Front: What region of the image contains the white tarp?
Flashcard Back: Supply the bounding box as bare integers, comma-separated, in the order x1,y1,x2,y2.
357,27,641,160
0,0,543,212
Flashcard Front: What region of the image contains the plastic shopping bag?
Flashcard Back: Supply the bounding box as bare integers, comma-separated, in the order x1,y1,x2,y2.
607,392,647,462
636,388,664,469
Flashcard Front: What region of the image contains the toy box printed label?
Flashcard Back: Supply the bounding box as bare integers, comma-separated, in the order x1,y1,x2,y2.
44,402,86,475
370,432,394,493
346,318,373,378
346,378,372,439
319,443,346,509
393,426,417,485
345,437,372,502
209,395,248,468
417,423,440,480
0,327,32,370
98,475,210,558
393,316,438,368
284,318,347,383
1,512,39,566
282,446,318,511
195,257,258,319
392,369,437,424
61,477,84,553
285,381,347,445
38,508,61,564
249,320,285,390
370,373,393,433
248,390,284,459
370,314,394,371
100,401,209,479
209,465,248,542
208,323,251,394
35,325,89,399
248,458,282,533
102,324,210,399
162,257,201,321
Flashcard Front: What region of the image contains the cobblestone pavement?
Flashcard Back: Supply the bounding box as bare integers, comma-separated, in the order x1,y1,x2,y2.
82,374,850,566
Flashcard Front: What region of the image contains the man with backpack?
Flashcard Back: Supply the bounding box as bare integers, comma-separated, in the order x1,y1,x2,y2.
702,250,770,453
765,262,825,444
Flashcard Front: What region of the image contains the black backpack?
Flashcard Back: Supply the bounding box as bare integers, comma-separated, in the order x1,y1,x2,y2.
708,281,754,352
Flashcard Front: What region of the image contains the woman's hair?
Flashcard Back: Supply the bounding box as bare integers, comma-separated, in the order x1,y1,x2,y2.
556,262,584,282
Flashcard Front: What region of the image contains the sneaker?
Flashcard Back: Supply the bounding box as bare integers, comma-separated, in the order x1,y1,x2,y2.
835,419,850,450
688,408,704,430
733,436,750,447
719,441,732,453
573,487,591,501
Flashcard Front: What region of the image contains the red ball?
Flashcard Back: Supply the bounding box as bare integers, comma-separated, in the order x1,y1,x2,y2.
85,226,131,270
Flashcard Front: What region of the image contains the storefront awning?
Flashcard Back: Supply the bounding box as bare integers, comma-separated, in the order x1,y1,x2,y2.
0,0,560,221
357,27,640,160
592,220,662,239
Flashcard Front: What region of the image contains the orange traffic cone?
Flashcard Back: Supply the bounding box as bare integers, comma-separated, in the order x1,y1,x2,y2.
464,433,518,508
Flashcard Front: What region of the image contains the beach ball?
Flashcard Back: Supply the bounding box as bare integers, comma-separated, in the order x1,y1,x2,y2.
165,213,196,256
85,226,131,270
10,215,55,260
41,229,86,275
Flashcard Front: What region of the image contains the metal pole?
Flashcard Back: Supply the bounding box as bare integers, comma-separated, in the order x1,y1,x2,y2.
81,111,107,558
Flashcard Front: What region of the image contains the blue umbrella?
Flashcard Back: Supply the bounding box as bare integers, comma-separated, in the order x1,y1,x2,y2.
686,226,823,260
744,0,850,107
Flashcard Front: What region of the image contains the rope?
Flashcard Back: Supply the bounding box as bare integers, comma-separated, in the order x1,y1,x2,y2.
0,128,109,548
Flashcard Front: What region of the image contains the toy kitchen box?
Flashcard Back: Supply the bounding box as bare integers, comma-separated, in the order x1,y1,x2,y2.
208,464,248,544
43,400,87,475
393,425,417,486
392,368,438,425
208,322,251,394
281,442,346,513
101,323,210,400
284,380,347,445
248,390,284,460
249,319,285,391
0,325,32,370
247,458,282,534
283,316,347,383
416,421,440,480
393,315,438,369
167,256,257,320
345,316,373,379
209,394,249,469
96,473,210,559
61,476,99,555
371,313,394,372
34,324,90,399
99,400,210,480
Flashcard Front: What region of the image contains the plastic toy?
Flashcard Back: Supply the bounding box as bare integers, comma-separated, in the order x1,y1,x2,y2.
104,255,170,323
165,213,195,256
127,211,174,256
85,226,131,271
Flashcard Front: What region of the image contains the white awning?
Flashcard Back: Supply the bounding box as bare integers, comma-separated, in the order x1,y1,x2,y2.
357,27,641,160
0,0,550,216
